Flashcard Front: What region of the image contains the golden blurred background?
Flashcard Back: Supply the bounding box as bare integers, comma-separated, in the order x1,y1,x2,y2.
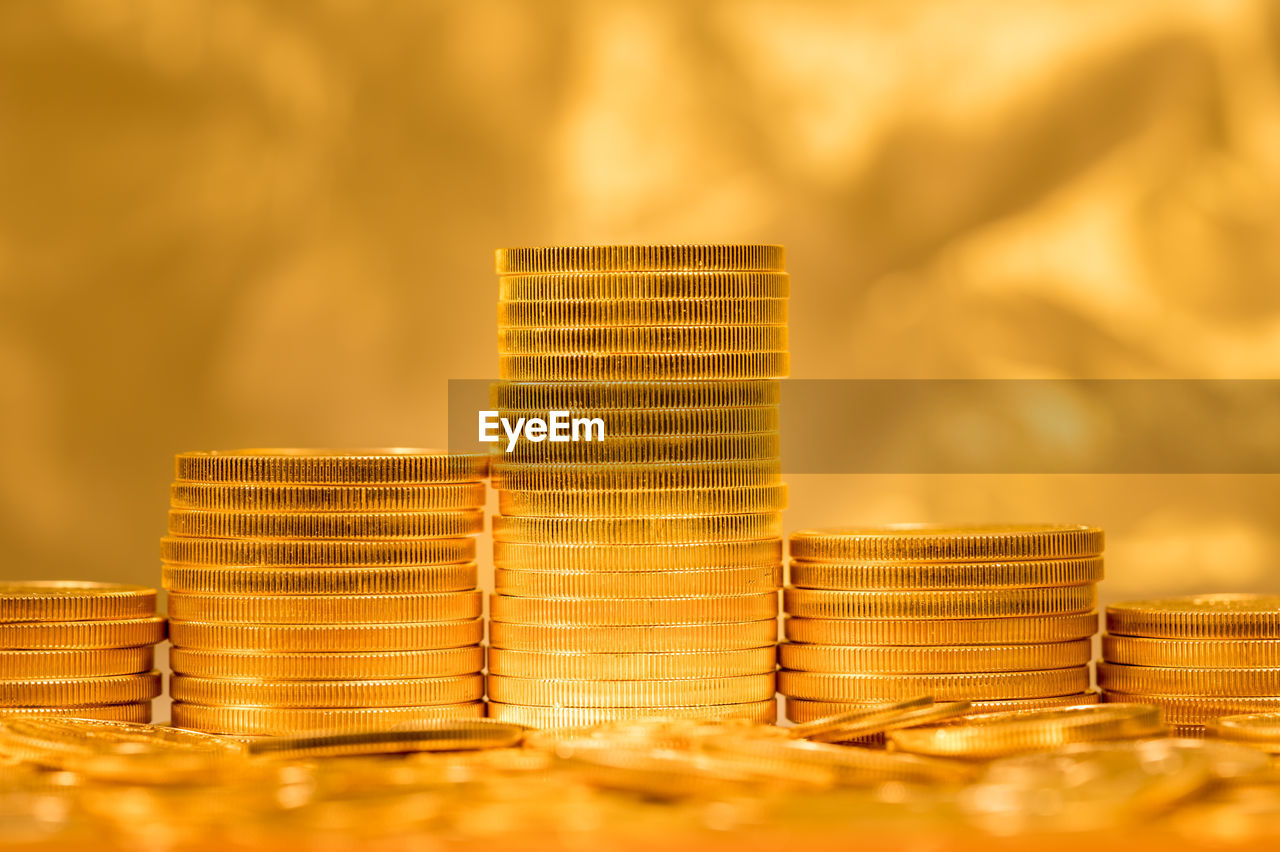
2,0,1278,603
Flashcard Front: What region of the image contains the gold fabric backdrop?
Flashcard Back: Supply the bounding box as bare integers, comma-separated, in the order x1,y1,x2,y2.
1,0,1278,603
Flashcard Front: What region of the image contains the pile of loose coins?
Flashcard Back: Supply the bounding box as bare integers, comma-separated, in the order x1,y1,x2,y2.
781,524,1105,727
487,245,789,727
161,449,489,735
0,582,164,722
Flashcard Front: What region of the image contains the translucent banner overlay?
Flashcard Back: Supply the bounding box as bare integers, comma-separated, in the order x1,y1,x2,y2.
448,380,1280,474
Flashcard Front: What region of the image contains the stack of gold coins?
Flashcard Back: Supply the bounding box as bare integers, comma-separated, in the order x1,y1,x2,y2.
781,524,1104,727
1100,594,1280,736
1,582,164,722
487,245,788,728
162,449,489,736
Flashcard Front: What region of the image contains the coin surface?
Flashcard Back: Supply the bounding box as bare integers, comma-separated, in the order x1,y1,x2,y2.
170,674,484,708
1106,594,1280,639
167,509,485,540
495,244,785,274
1101,692,1280,725
0,672,162,707
499,433,781,465
486,674,776,707
492,514,781,545
486,700,778,729
493,406,780,439
1098,662,1280,696
490,380,780,411
887,704,1165,758
168,618,483,652
0,616,167,650
785,698,971,743
784,612,1098,645
779,639,1092,674
499,325,788,355
169,646,484,680
0,647,154,679
704,734,975,785
779,667,1090,702
162,563,479,596
169,482,487,512
783,586,1095,619
174,449,488,484
486,647,776,680
1102,635,1280,668
500,351,790,381
789,524,1104,563
1207,713,1280,749
788,557,1104,590
786,693,1100,723
498,484,787,517
160,537,477,567
167,590,482,624
494,565,782,599
245,719,525,759
488,620,777,653
0,703,152,723
499,270,790,301
498,300,789,329
489,593,778,626
170,701,486,735
0,582,157,623
494,539,782,572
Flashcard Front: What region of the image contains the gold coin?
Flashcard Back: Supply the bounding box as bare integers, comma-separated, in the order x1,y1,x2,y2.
704,734,975,785
499,270,790,301
886,704,1165,759
1207,713,1280,747
498,300,789,331
789,524,1104,563
784,586,1096,620
0,703,152,723
170,646,484,680
787,698,971,744
0,582,156,623
488,620,777,653
486,674,776,708
0,672,162,707
1098,662,1280,697
494,565,782,599
168,618,482,652
779,667,1090,702
498,484,787,518
0,647,154,679
499,325,788,356
175,449,488,484
166,590,481,624
245,719,525,759
1101,692,1280,725
787,692,1100,723
170,674,483,708
171,701,484,736
494,539,782,572
784,612,1098,645
487,647,776,680
495,406,779,439
169,481,487,512
487,700,777,729
788,557,1105,591
499,352,790,381
490,592,778,626
160,537,476,567
492,460,781,492
1101,635,1280,668
500,434,780,465
495,244,786,274
0,617,166,650
1106,594,1280,639
491,380,780,410
492,513,781,545
162,563,479,595
167,508,484,540
779,639,1092,674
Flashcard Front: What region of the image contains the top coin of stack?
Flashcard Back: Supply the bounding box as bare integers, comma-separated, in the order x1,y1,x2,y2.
0,582,165,723
781,524,1104,729
487,245,789,729
1100,594,1280,736
162,449,489,736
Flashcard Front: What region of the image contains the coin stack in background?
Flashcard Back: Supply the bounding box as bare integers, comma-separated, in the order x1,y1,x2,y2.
162,450,489,736
487,245,789,728
1,582,164,722
781,525,1104,727
1101,594,1280,736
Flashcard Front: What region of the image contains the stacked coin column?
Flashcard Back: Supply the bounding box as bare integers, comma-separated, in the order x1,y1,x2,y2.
0,583,164,722
162,450,488,736
1101,594,1280,736
487,245,789,729
780,525,1104,725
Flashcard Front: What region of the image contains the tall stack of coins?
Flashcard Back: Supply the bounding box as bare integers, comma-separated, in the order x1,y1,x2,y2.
1101,594,1280,736
780,525,1104,725
1,582,164,722
487,245,788,728
162,449,489,736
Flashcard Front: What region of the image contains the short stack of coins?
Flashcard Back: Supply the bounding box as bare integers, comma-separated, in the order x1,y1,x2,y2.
487,245,788,728
162,449,488,736
781,524,1105,727
1101,594,1280,736
0,582,164,722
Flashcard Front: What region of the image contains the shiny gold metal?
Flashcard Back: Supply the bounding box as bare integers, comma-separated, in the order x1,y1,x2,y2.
1101,692,1280,726
175,449,488,484
498,484,787,517
169,646,484,680
494,539,782,572
1098,662,1280,697
495,244,785,274
489,592,778,626
779,667,1090,702
245,719,524,759
168,618,483,652
170,674,484,708
493,406,780,438
499,325,788,355
490,380,780,411
170,701,485,736
162,563,479,595
783,585,1096,619
0,703,152,723
1102,634,1280,668
492,459,781,492
0,647,154,679
486,700,778,729
494,565,782,599
167,508,484,540
789,524,1104,563
788,557,1104,590
779,639,1092,674
499,270,790,301
787,693,1099,723
500,433,780,464
784,612,1098,645
170,481,487,512
166,590,481,624
1106,594,1280,639
488,619,777,653
0,582,156,623
160,536,476,567
0,672,162,707
703,734,975,785
492,513,781,545
486,647,776,680
0,617,166,650
499,351,789,381
486,673,775,707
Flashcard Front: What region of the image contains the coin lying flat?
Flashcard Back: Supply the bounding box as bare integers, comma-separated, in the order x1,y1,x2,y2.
1106,595,1280,639
488,620,777,653
170,674,484,708
494,565,782,599
169,646,484,680
174,449,488,485
0,703,152,723
486,647,776,680
494,244,786,274
0,616,166,650
786,698,973,744
168,618,483,652
788,557,1104,591
162,563,480,596
1207,713,1280,751
1101,635,1280,668
245,719,525,759
704,735,976,785
494,539,782,572
491,513,781,545
170,701,485,736
486,674,776,708
784,612,1098,646
783,586,1095,619
489,593,778,626
785,693,1100,724
0,582,157,623
789,525,1104,563
1098,662,1280,696
888,704,1165,759
779,668,1090,702
486,700,777,729
0,647,154,679
1101,692,1280,726
0,672,162,707
160,537,477,567
169,482,487,512
167,590,482,625
780,640,1091,674
167,509,484,540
